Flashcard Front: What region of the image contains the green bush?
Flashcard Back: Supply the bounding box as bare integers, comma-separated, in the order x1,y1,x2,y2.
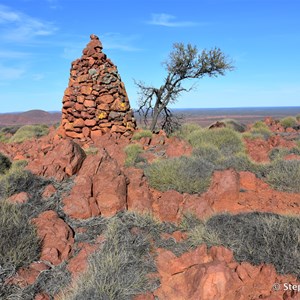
0,201,40,277
124,144,144,167
132,130,153,140
268,147,300,161
172,123,201,139
61,217,157,300
9,124,49,143
145,156,213,194
0,162,35,199
266,159,300,193
252,120,269,130
280,116,297,129
202,213,300,278
192,145,223,165
186,127,244,156
296,114,300,122
0,153,11,174
219,119,247,133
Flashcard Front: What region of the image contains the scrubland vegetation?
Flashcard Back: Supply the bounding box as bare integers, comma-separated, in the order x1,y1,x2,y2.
0,115,300,299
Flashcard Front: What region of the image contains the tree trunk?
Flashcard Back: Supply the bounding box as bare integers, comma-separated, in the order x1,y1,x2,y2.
150,103,163,132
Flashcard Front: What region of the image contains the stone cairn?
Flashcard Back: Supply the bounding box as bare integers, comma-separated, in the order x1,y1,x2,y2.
60,34,136,141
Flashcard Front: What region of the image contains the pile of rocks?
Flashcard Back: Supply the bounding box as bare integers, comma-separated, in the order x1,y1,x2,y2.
60,34,136,141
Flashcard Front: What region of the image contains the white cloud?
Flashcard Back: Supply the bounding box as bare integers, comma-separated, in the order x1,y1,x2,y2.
148,13,199,27
0,5,57,42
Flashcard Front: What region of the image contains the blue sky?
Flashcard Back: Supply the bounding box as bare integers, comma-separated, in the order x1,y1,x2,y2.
0,0,299,112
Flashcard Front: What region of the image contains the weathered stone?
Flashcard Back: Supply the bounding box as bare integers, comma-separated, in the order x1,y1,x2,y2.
59,34,136,140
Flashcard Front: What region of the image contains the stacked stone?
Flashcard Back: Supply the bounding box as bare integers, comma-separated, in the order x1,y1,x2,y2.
60,34,136,141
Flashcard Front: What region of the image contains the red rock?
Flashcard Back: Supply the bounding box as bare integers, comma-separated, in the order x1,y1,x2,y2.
207,169,240,211
63,148,127,219
67,243,98,278
125,167,153,213
35,293,50,300
27,139,86,181
82,127,91,138
133,293,155,300
81,85,93,95
239,171,257,191
73,118,85,128
84,100,96,108
152,190,183,223
60,35,136,140
42,184,56,198
97,94,114,104
7,191,29,204
65,131,84,139
111,124,126,133
182,193,213,220
32,210,74,265
165,136,193,157
90,129,102,141
84,119,97,127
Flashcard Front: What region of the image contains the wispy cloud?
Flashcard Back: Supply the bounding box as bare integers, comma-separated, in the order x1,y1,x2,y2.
0,64,26,80
148,13,200,27
0,50,29,59
0,5,57,42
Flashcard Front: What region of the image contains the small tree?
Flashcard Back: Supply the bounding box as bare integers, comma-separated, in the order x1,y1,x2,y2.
136,43,234,133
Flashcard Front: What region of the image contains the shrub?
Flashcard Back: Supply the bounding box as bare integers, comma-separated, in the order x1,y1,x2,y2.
252,120,269,130
186,127,244,156
0,201,40,278
0,153,11,174
61,217,157,300
192,145,223,165
296,114,300,122
124,144,144,167
266,159,300,192
279,116,297,129
172,123,201,139
203,212,300,278
268,147,300,161
0,162,36,199
132,130,152,140
219,119,247,132
145,156,213,194
9,124,49,143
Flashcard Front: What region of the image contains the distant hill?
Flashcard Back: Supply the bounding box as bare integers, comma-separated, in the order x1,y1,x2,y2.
0,110,61,126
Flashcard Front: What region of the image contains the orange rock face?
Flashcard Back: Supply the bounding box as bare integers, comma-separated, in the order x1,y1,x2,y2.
63,148,127,219
32,210,74,265
26,139,86,181
59,34,136,142
152,245,299,300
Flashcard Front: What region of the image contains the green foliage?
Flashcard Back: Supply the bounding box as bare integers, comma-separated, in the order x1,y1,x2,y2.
132,130,153,140
145,156,213,194
279,116,297,129
266,159,300,193
9,124,49,143
61,216,157,300
268,147,300,161
124,144,145,167
219,119,247,132
0,201,40,278
0,161,35,199
172,123,201,139
186,127,245,156
0,153,11,174
203,213,300,278
242,121,273,140
296,114,300,122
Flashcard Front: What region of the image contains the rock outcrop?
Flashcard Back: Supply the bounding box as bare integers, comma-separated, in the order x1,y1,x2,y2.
59,34,136,142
